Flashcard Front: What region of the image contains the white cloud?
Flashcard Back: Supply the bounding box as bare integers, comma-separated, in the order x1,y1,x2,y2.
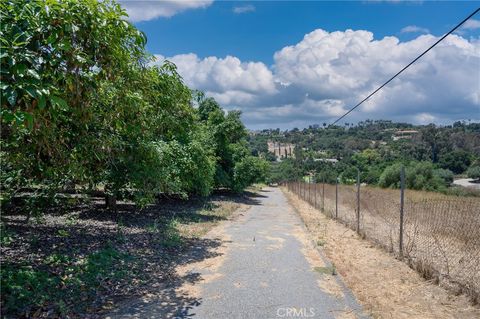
233,4,255,14
461,19,480,30
156,29,480,129
155,53,277,101
401,25,429,34
414,112,436,124
119,0,213,22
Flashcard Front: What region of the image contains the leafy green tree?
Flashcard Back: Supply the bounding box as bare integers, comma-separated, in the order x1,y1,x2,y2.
268,159,302,183
233,156,269,192
1,0,147,204
0,0,219,209
438,150,471,174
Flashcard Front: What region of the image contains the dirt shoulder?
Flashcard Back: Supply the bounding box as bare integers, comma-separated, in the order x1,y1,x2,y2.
282,188,480,319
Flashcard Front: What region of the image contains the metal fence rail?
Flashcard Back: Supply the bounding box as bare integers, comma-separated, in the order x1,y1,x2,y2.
286,179,480,303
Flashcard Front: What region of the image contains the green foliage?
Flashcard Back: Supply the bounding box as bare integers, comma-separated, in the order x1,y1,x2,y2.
467,166,480,180
378,163,403,188
340,166,359,184
1,247,132,317
162,219,183,247
433,168,454,186
233,156,269,192
1,0,146,201
379,162,449,191
198,96,268,192
268,159,302,183
0,223,14,246
1,0,263,213
438,150,471,174
250,120,479,194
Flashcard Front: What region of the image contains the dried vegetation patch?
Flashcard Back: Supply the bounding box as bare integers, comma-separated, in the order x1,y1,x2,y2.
283,188,480,319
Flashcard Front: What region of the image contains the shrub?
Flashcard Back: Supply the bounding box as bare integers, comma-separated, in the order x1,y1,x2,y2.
467,166,480,180
379,161,446,191
433,168,454,186
378,163,403,188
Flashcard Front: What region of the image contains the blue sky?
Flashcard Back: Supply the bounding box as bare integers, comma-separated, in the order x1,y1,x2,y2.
136,1,479,65
120,1,480,129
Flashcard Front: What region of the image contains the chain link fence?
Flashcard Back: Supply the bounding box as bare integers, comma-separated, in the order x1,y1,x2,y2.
286,180,480,303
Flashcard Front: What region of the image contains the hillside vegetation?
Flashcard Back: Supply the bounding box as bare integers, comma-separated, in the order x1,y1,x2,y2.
251,120,480,194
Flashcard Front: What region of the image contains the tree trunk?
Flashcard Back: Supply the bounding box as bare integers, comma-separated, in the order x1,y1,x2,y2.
105,194,117,212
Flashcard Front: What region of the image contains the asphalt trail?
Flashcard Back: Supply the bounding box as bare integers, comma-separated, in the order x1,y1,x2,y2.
188,187,367,319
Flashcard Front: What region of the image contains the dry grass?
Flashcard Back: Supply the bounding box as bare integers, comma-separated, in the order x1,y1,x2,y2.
283,187,480,319
288,182,480,304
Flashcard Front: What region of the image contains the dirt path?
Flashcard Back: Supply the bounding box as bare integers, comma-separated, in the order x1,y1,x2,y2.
108,187,368,318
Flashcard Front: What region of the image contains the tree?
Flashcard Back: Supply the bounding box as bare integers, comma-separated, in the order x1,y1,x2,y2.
1,0,148,207
438,150,471,174
0,0,223,210
197,96,268,191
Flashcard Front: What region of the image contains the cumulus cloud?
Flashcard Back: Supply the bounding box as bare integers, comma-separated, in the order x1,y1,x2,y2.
401,25,429,34
155,53,277,105
120,0,213,22
156,29,480,129
461,19,480,30
233,4,255,14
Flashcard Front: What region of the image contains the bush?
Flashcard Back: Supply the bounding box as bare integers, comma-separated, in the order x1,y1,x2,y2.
433,168,454,186
378,163,403,188
467,166,480,180
379,161,446,191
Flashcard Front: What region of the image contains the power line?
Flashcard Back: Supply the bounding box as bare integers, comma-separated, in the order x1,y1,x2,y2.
330,7,480,127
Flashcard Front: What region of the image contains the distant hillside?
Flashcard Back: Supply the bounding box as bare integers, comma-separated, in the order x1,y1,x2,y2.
248,120,480,194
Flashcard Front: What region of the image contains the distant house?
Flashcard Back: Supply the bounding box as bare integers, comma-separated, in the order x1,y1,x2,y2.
267,141,295,160
392,130,418,141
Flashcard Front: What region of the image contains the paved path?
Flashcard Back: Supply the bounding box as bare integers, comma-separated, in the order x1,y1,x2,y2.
188,187,366,319
453,178,480,190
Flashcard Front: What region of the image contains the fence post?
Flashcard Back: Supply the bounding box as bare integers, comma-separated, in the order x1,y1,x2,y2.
335,176,339,219
399,165,405,259
356,168,360,234
314,179,317,208
322,176,325,212
308,178,311,204
303,180,305,200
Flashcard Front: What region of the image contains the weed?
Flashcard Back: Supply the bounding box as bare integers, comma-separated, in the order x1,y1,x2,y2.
0,224,13,246
57,229,70,237
314,266,336,275
162,219,183,248
316,239,326,246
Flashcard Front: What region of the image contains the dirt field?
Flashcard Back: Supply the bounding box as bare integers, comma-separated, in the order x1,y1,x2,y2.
283,188,480,319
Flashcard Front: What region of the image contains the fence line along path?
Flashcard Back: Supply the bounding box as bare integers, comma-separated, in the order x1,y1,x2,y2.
286,180,480,304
